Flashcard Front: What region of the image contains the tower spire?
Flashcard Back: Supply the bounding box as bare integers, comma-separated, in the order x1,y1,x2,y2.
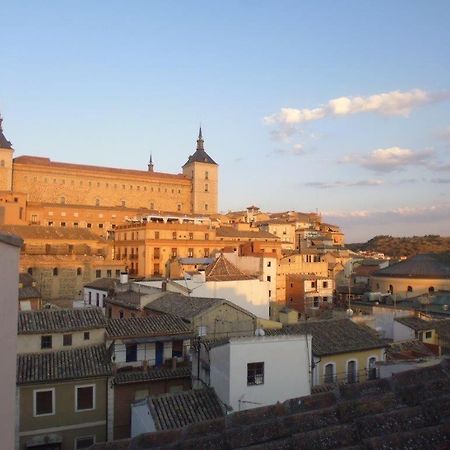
196,125,204,151
148,153,154,172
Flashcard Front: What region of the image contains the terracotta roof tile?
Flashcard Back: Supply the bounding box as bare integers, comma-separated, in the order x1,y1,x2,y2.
18,308,106,334
0,225,102,241
205,254,256,281
114,365,191,385
17,344,112,384
107,315,191,339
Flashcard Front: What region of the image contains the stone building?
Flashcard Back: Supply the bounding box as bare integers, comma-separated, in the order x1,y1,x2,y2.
0,119,218,233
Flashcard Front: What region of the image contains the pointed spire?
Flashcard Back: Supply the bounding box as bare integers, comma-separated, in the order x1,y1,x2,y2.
196,125,204,151
148,153,154,172
0,114,13,149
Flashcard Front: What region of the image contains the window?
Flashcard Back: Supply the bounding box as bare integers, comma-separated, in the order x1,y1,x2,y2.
60,221,66,227
367,357,377,380
75,436,95,450
126,343,137,362
155,231,160,239
324,363,335,384
172,340,183,358
53,267,58,276
204,203,208,211
87,223,92,228
41,335,52,349
88,292,92,304
347,360,357,384
267,261,271,267
407,286,413,292
205,170,209,180
177,204,181,212
425,331,432,339
96,269,101,278
204,248,210,257
205,233,209,240
83,332,90,341
313,297,320,308
429,286,435,293
115,269,121,277
188,248,194,257
171,248,177,258
77,267,82,276
172,231,177,240
323,281,328,288
247,362,264,385
31,214,38,224
34,389,54,416
119,310,124,319
189,232,193,240
96,293,100,306
75,385,95,412
154,247,160,259
267,276,271,282
268,290,271,298
204,183,208,192
63,334,72,346
99,223,104,229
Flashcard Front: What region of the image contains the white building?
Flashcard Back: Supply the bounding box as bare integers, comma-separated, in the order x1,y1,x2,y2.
0,231,22,450
193,333,312,412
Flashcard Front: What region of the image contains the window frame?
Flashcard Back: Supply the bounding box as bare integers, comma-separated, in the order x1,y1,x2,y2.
247,362,264,386
33,388,55,417
41,335,52,349
63,334,72,347
75,384,96,413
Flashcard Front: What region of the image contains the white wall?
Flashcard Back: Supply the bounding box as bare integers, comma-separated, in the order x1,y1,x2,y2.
0,234,21,450
83,287,108,308
369,306,414,339
210,335,311,412
131,401,154,437
393,321,416,342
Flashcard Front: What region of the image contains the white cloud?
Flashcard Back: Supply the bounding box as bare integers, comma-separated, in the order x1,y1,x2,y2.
304,179,384,189
264,89,448,125
341,147,433,172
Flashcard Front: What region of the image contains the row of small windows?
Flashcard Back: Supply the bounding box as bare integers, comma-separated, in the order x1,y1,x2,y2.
23,175,184,193
28,267,119,278
47,220,108,229
58,197,181,210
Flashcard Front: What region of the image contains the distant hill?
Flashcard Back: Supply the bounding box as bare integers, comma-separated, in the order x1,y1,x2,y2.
346,235,450,258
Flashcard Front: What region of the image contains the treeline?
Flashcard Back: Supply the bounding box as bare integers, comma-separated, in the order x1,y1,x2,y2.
346,235,450,258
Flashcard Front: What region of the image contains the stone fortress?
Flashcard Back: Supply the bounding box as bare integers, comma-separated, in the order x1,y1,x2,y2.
0,117,218,233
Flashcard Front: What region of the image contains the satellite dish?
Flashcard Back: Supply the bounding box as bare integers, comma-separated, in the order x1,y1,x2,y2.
255,328,265,336
346,308,354,317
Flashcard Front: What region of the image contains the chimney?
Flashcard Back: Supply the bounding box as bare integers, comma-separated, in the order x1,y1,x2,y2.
120,272,129,284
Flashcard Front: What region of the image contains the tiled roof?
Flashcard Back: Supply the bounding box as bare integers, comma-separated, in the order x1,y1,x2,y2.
84,278,119,291
395,317,435,331
144,292,221,320
266,319,386,356
17,344,112,384
178,257,214,265
105,291,147,310
19,272,35,287
373,253,450,279
115,365,191,385
0,225,101,241
215,227,279,240
107,315,191,339
18,286,41,300
18,308,106,334
146,388,224,431
92,358,450,450
386,340,435,360
205,254,256,282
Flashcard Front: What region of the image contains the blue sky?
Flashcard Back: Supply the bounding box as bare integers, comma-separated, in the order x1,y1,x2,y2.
1,1,449,241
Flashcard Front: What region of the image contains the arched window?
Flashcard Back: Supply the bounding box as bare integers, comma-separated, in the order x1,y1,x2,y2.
27,267,33,275
429,286,435,293
77,267,82,276
347,360,357,384
324,363,335,384
389,284,394,294
53,267,58,276
367,357,377,380
407,286,413,292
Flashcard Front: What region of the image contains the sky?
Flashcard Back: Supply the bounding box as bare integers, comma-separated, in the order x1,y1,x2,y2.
1,1,449,242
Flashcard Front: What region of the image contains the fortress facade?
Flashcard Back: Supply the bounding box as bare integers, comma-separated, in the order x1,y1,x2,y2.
0,118,218,235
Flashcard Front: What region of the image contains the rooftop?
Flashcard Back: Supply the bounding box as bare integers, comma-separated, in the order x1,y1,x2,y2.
92,358,450,450
144,292,255,321
84,277,119,291
115,365,191,385
215,227,279,240
0,224,102,241
266,319,386,356
17,344,111,384
107,315,191,339
18,307,106,334
372,253,450,279
144,388,224,431
205,254,256,282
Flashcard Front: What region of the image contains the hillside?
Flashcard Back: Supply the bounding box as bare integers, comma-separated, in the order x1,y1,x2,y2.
346,235,450,258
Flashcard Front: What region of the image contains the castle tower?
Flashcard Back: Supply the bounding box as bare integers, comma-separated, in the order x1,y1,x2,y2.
148,153,154,172
0,115,14,191
182,127,218,215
